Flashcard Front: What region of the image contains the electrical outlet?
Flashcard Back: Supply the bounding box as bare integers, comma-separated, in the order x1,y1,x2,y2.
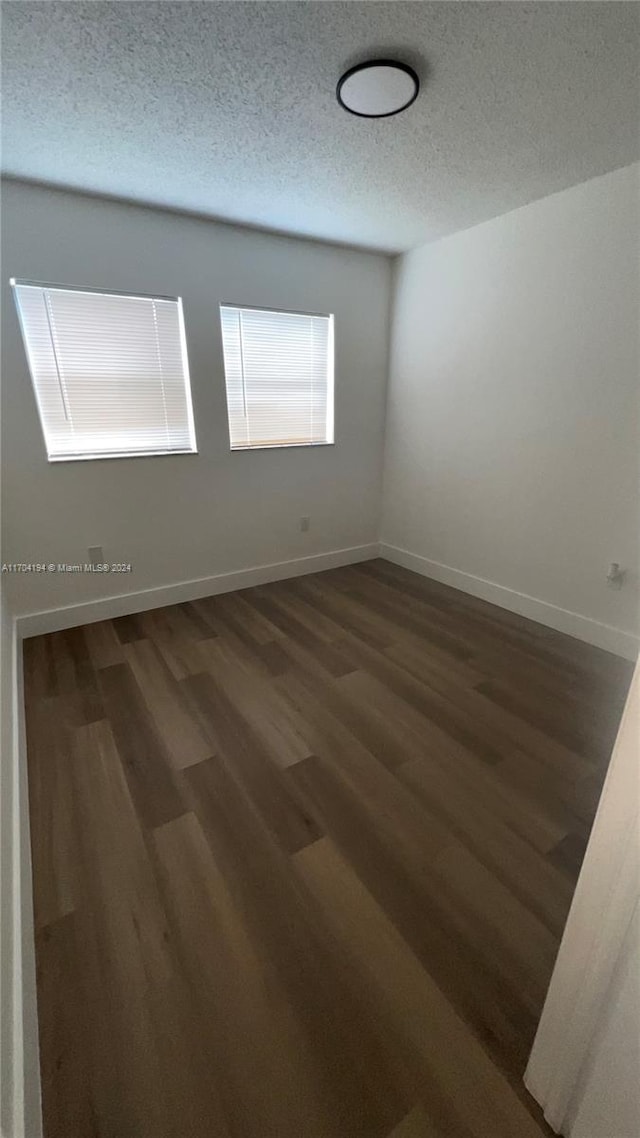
88,545,104,566
607,562,625,590
300,516,310,533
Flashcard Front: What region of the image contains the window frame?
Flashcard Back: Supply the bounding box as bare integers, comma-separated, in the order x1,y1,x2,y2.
219,301,335,453
11,278,198,464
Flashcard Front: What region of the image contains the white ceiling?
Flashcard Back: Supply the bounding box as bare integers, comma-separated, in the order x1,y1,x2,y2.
2,1,639,253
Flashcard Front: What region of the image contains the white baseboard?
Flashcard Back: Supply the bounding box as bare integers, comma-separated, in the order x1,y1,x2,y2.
14,543,380,639
14,539,638,660
380,543,639,661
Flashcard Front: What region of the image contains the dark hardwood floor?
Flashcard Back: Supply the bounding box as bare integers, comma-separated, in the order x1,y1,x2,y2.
23,559,633,1138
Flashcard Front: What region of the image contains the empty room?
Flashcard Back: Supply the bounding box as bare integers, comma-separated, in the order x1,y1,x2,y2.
1,2,638,1137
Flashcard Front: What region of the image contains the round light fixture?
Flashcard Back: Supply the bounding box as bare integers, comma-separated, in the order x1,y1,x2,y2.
336,59,419,119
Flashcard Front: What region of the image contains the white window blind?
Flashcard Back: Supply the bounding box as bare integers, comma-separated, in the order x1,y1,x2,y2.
11,280,197,462
219,304,334,450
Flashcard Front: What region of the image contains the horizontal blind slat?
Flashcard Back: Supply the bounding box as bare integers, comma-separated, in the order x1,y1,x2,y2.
12,282,197,460
219,304,334,450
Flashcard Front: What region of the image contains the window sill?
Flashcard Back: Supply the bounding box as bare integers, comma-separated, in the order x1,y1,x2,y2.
230,441,335,452
47,448,198,463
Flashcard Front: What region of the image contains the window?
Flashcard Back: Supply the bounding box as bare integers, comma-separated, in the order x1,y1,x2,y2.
11,280,197,462
219,304,334,450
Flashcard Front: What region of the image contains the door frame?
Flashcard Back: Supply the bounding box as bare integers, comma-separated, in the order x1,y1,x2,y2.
525,660,639,1132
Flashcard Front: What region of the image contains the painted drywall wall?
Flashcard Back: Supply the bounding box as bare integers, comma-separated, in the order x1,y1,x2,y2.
1,594,15,1135
0,594,41,1138
569,900,640,1138
381,164,640,649
526,659,639,1138
1,181,390,617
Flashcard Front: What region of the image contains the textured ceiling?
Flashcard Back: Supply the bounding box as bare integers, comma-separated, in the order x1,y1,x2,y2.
2,1,639,252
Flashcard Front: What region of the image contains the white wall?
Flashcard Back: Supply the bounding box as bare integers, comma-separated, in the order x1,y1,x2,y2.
381,164,640,655
569,901,639,1138
526,659,640,1138
1,180,390,617
1,594,15,1136
0,592,41,1138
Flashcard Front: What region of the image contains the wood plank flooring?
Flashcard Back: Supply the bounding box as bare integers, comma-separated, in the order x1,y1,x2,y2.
23,559,633,1138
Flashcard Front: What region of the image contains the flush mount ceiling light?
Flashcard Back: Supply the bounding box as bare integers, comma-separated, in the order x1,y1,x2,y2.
336,59,419,119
